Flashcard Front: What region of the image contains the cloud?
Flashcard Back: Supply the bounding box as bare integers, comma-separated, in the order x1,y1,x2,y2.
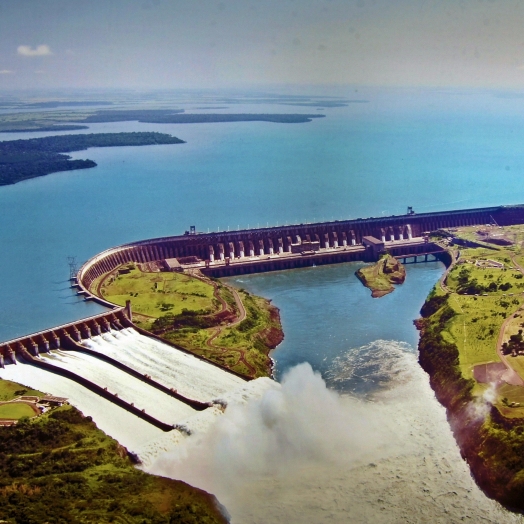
0,70,13,74
17,45,53,57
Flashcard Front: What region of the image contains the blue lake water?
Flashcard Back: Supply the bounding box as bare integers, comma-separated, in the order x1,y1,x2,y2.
1,86,524,341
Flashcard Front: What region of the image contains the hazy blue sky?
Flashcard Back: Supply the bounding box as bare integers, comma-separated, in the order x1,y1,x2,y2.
2,0,524,90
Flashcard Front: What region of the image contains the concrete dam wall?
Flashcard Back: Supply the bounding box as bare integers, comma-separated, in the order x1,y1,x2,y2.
77,204,524,297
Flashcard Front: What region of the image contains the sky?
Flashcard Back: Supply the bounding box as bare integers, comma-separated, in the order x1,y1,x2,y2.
1,0,524,90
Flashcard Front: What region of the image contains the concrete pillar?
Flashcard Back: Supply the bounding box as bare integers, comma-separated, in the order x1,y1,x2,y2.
6,345,16,364
350,230,356,246
218,244,225,261
50,332,60,348
406,224,412,240
249,241,255,257
341,232,348,247
389,227,395,241
209,245,215,262
324,233,330,249
100,319,110,333
332,232,338,248
80,324,91,339
381,228,386,242
238,241,245,258
229,242,235,259
286,236,292,253
259,239,265,256
70,326,81,342
278,238,284,254
40,337,50,353
267,238,274,255
26,340,38,357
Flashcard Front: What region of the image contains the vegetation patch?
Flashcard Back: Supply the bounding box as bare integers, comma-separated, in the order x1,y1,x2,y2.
0,379,43,401
356,253,406,297
0,403,36,420
418,224,524,510
101,265,216,319
0,394,227,524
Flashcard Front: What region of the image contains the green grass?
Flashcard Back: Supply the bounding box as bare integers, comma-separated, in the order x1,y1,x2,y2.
101,266,216,318
0,379,43,401
442,247,524,379
0,403,36,419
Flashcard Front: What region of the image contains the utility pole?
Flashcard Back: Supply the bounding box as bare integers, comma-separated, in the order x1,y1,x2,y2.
67,256,77,281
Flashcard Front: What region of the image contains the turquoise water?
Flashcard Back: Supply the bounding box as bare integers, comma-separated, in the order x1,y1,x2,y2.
1,87,524,340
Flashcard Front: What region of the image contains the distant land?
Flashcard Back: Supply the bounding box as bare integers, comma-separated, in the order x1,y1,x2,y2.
0,108,326,132
1,124,89,133
73,110,325,124
0,132,184,186
25,101,114,108
285,100,368,107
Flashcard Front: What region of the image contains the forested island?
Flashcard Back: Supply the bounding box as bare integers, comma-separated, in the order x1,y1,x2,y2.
0,132,185,186
74,109,324,124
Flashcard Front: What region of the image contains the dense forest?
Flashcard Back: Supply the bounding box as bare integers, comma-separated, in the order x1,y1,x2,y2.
0,405,227,523
0,132,185,186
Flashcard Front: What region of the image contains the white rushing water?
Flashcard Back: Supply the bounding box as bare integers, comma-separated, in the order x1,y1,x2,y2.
40,349,195,424
82,328,245,402
0,329,265,456
0,359,165,451
149,341,524,524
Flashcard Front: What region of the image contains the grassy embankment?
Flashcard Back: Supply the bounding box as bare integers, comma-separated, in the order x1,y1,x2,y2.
0,378,227,523
356,253,406,297
418,224,524,508
98,265,282,378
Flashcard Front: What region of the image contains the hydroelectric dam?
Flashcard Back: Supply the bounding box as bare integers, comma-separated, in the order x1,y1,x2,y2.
3,203,524,432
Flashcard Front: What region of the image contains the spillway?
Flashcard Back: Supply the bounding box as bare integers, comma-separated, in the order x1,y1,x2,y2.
40,349,195,424
82,328,245,403
0,358,166,451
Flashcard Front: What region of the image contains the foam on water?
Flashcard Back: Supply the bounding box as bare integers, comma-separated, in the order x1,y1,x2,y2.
148,341,523,524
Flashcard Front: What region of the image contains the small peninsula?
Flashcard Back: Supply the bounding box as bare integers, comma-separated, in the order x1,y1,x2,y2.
94,264,283,378
0,132,184,186
356,253,406,297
